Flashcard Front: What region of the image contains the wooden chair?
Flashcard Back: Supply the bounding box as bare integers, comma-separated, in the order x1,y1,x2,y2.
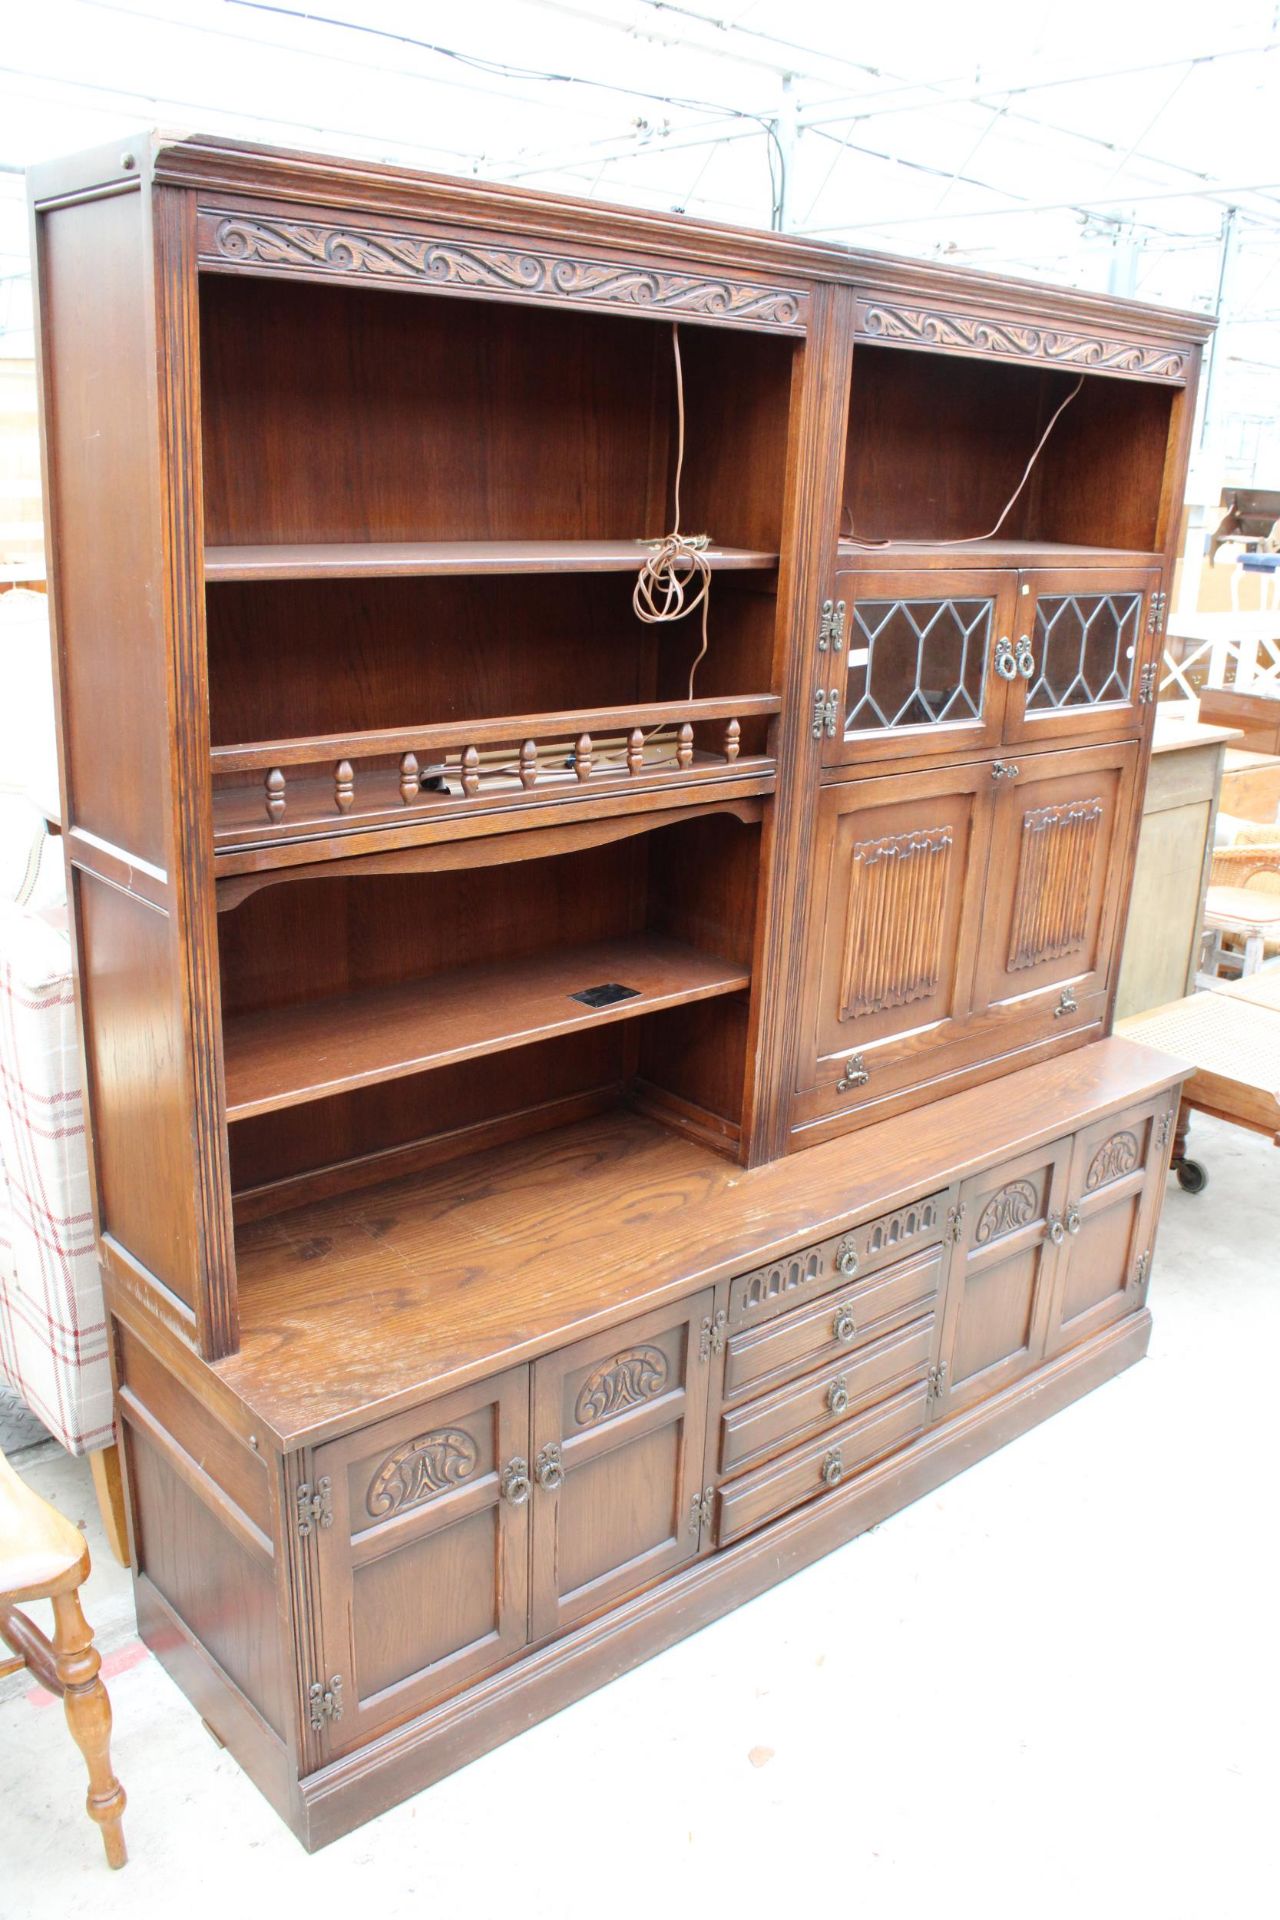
1202,843,1280,978
0,1446,127,1867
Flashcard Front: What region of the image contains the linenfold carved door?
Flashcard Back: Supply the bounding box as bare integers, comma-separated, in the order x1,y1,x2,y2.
972,740,1140,1024
791,762,994,1128
310,1367,531,1756
529,1292,713,1641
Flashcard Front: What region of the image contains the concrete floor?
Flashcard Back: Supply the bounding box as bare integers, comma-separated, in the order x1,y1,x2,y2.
1,1110,1275,1920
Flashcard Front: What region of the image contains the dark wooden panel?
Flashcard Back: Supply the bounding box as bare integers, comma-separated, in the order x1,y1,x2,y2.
116,1320,271,1534
74,873,198,1310
37,188,169,866
127,1424,288,1738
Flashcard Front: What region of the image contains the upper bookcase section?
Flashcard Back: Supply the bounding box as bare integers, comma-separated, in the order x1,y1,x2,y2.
840,342,1176,555
198,268,794,561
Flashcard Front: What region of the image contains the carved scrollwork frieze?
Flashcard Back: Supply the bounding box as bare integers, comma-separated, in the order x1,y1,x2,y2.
198,211,808,330
856,298,1187,380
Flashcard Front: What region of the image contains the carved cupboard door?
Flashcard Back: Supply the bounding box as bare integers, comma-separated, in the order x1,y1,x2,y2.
1003,567,1162,748
971,740,1140,1030
934,1140,1073,1418
1044,1095,1174,1357
792,762,994,1128
309,1368,531,1757
528,1292,713,1642
821,568,1016,770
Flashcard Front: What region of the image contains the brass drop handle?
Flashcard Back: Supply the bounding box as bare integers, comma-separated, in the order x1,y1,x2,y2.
1015,636,1035,678
827,1375,849,1416
835,1237,859,1276
832,1304,858,1344
501,1457,532,1506
535,1444,564,1492
821,1448,845,1488
1066,1204,1082,1236
836,1054,870,1093
1047,1211,1066,1246
994,637,1018,681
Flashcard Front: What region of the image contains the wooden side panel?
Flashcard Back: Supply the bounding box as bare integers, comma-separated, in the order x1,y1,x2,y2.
34,176,237,1354
75,873,199,1309
37,189,170,866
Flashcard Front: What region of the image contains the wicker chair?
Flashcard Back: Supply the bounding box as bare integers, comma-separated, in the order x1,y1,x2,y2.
1203,843,1280,978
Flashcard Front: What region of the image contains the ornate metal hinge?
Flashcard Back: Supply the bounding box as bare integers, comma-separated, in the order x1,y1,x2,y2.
295,1476,333,1539
1157,1107,1174,1150
836,1053,870,1093
1131,1250,1151,1292
927,1361,948,1405
818,597,847,653
1146,590,1168,636
945,1202,966,1245
689,1485,714,1538
823,689,840,737
1138,662,1158,704
699,1309,728,1363
1053,986,1079,1019
812,686,828,739
308,1674,343,1732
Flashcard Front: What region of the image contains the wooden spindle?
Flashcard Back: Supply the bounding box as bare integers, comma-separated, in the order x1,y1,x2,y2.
265,768,286,821
723,716,741,763
575,732,593,782
677,721,694,770
335,760,354,811
461,745,480,796
399,751,419,802
627,728,645,776
519,739,538,790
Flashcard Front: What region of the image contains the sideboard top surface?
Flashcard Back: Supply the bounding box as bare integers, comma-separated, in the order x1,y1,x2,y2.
216,1037,1187,1448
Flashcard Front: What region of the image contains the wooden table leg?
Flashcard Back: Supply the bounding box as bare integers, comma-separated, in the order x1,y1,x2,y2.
50,1585,127,1868
89,1444,129,1568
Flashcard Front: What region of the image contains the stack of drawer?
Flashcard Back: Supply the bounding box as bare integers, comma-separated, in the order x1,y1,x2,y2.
716,1191,953,1546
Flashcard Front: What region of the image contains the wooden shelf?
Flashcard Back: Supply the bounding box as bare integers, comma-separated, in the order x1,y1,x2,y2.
222,1038,1188,1446
205,539,780,582
835,538,1160,567
223,934,750,1119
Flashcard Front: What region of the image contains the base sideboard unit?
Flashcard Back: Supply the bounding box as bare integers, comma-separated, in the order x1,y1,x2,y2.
29,134,1208,1849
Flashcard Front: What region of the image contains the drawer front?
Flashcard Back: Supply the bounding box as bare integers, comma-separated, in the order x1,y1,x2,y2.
717,1378,930,1547
728,1189,950,1329
719,1311,936,1478
724,1245,942,1400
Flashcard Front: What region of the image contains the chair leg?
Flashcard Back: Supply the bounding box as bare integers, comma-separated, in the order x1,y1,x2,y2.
50,1586,127,1868
89,1444,129,1568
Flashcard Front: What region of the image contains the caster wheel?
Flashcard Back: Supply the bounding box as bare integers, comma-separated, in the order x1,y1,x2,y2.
1175,1159,1208,1195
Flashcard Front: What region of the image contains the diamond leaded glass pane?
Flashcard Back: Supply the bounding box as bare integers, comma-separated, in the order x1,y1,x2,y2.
844,597,992,735
1026,592,1141,711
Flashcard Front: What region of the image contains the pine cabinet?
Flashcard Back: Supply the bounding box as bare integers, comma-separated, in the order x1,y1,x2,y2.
792,739,1141,1131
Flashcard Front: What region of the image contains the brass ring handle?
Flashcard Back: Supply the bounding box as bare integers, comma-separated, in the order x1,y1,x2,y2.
535,1444,564,1492
501,1457,532,1506
827,1376,850,1416
1016,636,1035,679
835,1238,859,1276
994,637,1018,681
1047,1212,1066,1246
832,1305,858,1343
1066,1205,1082,1236
821,1448,845,1488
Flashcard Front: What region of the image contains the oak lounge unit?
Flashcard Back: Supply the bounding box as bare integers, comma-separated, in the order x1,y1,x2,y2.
30,133,1207,1849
